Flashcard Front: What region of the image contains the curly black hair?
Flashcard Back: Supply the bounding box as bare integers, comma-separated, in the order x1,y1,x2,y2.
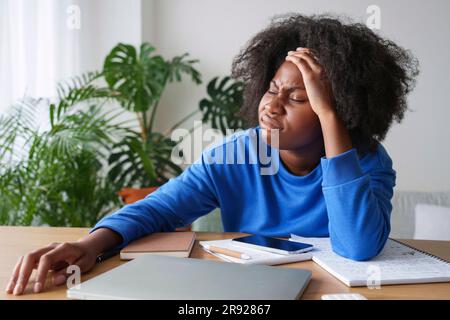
231,13,419,153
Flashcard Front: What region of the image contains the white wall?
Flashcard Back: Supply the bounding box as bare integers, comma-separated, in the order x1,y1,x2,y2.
76,0,142,130
0,0,142,139
142,0,450,192
76,0,142,73
2,0,448,192
0,0,142,110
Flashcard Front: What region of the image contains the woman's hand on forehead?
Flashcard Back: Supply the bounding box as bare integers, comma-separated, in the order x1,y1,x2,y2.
285,47,335,118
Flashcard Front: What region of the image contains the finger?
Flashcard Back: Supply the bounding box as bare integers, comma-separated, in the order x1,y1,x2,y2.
51,260,69,272
298,52,323,73
296,47,320,60
294,47,315,58
295,47,313,53
288,51,322,74
48,261,72,288
52,254,91,288
34,253,57,293
285,55,313,77
5,256,23,294
52,268,69,287
14,254,38,295
6,243,57,294
34,244,77,293
12,244,59,296
32,245,60,270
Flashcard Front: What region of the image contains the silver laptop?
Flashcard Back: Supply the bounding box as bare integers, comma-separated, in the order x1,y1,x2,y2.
67,255,311,300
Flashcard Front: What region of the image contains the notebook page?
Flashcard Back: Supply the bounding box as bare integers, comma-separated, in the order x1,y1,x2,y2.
290,235,450,287
199,239,312,265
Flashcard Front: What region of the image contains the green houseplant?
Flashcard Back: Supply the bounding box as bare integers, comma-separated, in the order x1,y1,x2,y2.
0,42,246,227
0,81,128,226
103,43,202,189
103,43,247,198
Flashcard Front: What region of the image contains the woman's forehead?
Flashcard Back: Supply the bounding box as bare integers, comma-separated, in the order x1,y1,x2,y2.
271,61,305,88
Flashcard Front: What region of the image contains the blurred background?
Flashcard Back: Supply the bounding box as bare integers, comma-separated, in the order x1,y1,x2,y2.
1,0,449,240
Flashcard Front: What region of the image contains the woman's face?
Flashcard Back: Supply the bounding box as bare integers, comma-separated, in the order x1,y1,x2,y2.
258,61,323,150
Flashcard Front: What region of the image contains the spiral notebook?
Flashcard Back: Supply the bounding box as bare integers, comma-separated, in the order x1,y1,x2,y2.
290,235,450,287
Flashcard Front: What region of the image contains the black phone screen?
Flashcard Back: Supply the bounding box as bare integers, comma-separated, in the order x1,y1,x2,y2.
233,235,313,252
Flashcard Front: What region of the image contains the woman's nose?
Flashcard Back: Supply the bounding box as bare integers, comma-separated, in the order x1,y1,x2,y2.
265,98,284,115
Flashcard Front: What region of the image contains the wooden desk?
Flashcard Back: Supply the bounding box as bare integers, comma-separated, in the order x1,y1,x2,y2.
1,226,449,300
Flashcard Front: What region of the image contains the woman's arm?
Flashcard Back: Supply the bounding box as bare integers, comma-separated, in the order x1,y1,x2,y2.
318,111,353,158
6,227,123,295
90,152,220,250
286,48,394,260
320,147,395,260
7,151,219,295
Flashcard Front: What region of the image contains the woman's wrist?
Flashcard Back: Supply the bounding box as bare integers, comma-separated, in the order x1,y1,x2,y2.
318,108,353,158
316,106,337,121
77,228,123,256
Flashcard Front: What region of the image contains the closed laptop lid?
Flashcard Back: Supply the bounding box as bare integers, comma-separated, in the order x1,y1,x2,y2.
67,255,311,300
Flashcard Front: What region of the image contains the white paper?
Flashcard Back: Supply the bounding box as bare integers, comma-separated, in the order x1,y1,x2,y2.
199,239,312,265
290,234,450,287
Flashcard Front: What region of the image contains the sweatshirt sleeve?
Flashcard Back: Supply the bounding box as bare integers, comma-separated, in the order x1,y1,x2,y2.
90,152,219,250
320,146,396,261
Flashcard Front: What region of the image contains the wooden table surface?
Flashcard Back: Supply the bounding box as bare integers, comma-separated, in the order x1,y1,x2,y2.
1,226,449,300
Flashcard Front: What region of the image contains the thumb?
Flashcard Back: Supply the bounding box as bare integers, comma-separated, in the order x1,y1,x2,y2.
52,268,69,286
52,255,96,286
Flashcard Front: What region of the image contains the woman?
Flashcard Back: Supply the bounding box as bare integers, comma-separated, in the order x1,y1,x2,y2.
6,13,418,295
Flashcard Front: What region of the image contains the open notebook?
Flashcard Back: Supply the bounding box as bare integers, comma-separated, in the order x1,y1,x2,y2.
290,234,450,287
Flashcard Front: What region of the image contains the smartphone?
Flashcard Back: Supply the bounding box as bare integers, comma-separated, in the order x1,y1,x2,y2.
231,234,313,255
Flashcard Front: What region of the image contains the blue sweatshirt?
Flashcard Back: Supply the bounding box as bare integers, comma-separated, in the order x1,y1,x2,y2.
92,127,396,261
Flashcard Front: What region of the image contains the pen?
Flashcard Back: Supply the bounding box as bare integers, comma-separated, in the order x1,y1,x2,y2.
203,244,251,260
96,248,121,263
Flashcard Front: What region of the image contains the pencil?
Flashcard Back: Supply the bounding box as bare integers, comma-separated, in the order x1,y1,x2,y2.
204,244,252,260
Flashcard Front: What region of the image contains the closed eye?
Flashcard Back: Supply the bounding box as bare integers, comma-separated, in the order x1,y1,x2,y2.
268,90,307,103
290,98,307,103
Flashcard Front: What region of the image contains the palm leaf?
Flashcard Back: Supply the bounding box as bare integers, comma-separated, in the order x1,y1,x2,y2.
166,53,202,85
108,131,183,188
0,97,42,164
199,76,247,135
102,43,165,113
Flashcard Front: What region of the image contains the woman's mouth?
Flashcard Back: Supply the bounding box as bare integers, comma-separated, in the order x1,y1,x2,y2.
261,114,284,131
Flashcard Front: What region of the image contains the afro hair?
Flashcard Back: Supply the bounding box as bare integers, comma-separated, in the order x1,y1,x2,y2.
231,13,419,153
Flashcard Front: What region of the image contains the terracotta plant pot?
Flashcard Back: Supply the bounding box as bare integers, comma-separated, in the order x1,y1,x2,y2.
117,187,191,231
117,187,159,205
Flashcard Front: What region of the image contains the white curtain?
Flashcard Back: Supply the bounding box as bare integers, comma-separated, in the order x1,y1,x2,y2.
0,0,81,114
